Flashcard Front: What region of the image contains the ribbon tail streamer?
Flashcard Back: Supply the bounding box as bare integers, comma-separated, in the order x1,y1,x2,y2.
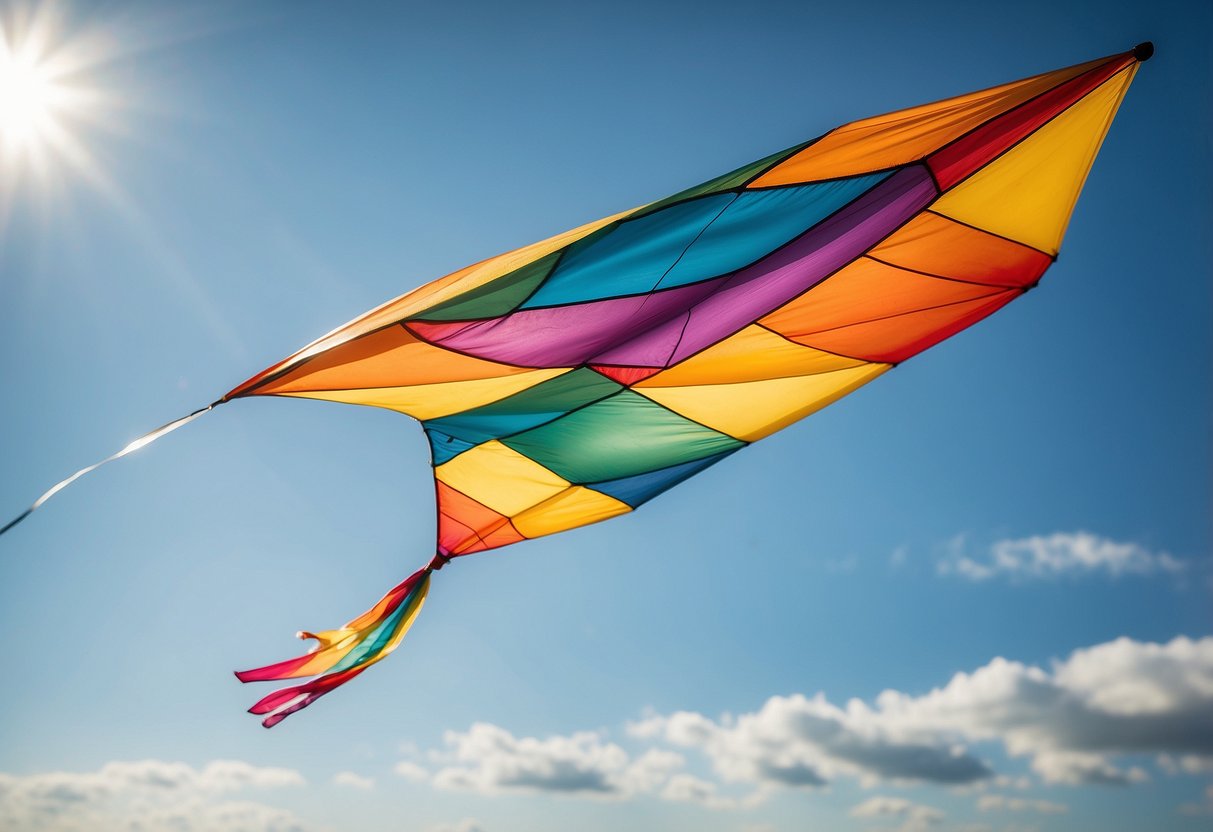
236,565,432,728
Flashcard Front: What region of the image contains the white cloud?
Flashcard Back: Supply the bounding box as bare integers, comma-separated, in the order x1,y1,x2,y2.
850,796,944,831
386,635,1211,813
394,760,430,783
937,532,1184,581
977,794,1067,814
630,636,1213,789
429,722,682,798
1158,754,1213,775
658,773,769,810
628,695,993,789
0,759,309,832
427,820,485,832
332,771,374,790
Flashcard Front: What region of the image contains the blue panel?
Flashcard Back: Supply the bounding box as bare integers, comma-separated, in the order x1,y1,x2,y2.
520,172,890,309
521,194,735,308
426,429,476,466
588,448,739,508
659,172,890,288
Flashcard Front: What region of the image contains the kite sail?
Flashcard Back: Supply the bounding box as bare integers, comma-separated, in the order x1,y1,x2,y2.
2,44,1152,726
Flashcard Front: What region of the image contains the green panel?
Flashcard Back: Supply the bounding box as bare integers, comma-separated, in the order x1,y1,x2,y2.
502,390,744,483
424,368,622,445
413,251,563,322
632,139,816,219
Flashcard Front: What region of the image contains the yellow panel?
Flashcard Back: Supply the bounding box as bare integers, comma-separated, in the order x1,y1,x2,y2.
638,325,865,387
512,486,632,539
282,368,568,420
435,440,570,517
636,364,889,442
749,58,1109,186
932,67,1136,255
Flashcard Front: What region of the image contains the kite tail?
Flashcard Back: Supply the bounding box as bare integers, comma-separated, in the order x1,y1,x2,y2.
235,560,436,728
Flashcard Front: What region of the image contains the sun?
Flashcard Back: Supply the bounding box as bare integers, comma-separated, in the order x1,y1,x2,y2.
0,43,66,150
0,1,123,203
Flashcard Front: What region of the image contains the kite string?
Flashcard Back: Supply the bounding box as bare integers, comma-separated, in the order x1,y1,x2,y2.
0,400,224,537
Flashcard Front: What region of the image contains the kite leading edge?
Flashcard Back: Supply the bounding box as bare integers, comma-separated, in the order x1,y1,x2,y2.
2,44,1152,727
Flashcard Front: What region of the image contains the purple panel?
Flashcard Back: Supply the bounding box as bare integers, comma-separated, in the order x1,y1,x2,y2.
594,166,938,366
409,166,936,369
408,279,725,367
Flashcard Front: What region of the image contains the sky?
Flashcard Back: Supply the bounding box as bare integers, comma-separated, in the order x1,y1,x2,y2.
0,1,1210,831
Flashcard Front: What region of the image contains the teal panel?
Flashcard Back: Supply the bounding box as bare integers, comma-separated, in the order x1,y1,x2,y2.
520,193,735,309
501,390,744,483
658,171,891,289
424,368,620,445
520,172,890,309
426,429,477,465
632,139,816,219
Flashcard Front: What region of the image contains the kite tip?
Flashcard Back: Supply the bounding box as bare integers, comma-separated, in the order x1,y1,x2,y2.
1133,41,1154,62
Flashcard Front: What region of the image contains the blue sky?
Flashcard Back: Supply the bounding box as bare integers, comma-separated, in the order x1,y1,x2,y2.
0,1,1209,831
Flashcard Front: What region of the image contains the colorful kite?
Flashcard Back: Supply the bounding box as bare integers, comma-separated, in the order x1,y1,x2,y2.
2,44,1152,726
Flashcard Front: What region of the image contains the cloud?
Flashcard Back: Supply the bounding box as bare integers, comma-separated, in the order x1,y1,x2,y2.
0,759,309,832
850,796,944,831
429,723,682,799
977,794,1067,814
427,820,485,832
386,635,1210,813
629,636,1213,789
1158,754,1213,775
1178,784,1213,816
628,695,993,790
937,532,1184,581
394,760,430,783
332,771,374,790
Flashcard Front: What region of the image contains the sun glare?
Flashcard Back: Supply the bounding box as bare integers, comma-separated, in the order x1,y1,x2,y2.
0,45,65,149
0,0,131,188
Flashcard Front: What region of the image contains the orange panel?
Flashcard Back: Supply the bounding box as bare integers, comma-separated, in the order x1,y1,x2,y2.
870,212,1052,287
247,325,536,395
227,207,640,398
788,290,1020,363
436,481,524,556
762,258,1003,341
453,520,526,555
748,57,1110,187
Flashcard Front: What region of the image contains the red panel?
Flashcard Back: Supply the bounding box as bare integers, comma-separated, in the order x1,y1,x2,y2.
929,56,1132,190
590,365,664,385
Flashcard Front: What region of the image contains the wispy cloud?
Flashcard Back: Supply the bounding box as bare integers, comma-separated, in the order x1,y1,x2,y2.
850,796,944,831
332,771,374,791
977,794,1067,814
0,759,309,832
427,820,485,832
937,532,1185,581
1178,784,1213,816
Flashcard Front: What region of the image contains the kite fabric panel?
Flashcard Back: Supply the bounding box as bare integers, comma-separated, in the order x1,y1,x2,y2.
0,44,1150,727
220,45,1148,726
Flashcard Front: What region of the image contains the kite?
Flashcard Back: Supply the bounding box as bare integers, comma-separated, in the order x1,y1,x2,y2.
2,43,1153,726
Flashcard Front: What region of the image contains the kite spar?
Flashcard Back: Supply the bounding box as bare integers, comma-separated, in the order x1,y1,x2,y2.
2,44,1152,726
